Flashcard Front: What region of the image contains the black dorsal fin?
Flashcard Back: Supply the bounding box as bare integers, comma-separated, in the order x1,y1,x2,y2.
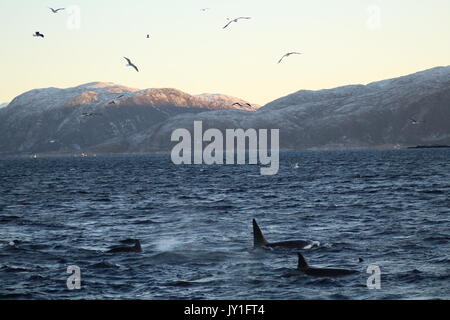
134,240,141,251
253,219,269,247
297,253,309,270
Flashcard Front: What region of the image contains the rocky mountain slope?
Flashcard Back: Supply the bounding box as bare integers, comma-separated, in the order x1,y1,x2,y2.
133,66,450,152
1,66,449,156
0,82,257,155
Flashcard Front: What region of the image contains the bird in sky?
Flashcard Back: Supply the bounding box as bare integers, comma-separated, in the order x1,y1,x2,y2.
108,94,125,105
124,57,139,72
200,8,210,12
49,7,65,13
232,102,253,108
146,34,150,39
409,118,425,125
33,31,45,38
278,52,302,64
223,17,251,29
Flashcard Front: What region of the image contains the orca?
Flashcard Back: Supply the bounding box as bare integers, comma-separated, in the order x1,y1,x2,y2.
296,253,358,277
253,219,312,249
106,239,142,253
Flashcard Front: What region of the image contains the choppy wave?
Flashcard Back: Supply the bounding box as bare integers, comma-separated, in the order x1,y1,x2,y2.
0,150,449,299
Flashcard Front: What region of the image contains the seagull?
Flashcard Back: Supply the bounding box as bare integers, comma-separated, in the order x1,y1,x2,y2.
33,31,45,38
108,94,125,105
409,118,425,125
232,102,253,108
49,7,65,13
223,17,251,29
200,8,210,12
278,52,302,64
124,57,139,72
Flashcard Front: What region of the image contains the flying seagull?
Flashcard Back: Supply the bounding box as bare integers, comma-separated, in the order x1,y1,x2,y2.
33,31,45,38
232,102,253,108
124,57,139,72
278,52,302,64
49,7,65,13
200,8,210,12
409,118,425,125
108,94,125,105
223,17,251,29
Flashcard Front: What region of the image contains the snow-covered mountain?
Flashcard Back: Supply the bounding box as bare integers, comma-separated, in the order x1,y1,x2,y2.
133,66,450,152
0,82,257,155
1,66,449,156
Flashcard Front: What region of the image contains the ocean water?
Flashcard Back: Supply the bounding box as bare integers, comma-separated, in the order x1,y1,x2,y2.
0,150,449,300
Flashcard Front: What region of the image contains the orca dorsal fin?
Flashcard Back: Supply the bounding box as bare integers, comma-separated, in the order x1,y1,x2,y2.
297,253,309,270
253,219,269,247
134,240,142,251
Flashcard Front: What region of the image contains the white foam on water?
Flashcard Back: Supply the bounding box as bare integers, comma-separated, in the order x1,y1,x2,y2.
153,238,184,252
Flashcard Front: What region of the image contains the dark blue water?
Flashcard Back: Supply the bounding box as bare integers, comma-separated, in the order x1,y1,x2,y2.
0,150,449,300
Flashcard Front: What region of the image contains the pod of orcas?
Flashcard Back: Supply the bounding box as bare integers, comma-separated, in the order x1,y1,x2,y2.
253,219,358,277
104,220,359,277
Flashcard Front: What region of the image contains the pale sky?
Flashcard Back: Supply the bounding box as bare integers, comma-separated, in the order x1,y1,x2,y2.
1,0,450,105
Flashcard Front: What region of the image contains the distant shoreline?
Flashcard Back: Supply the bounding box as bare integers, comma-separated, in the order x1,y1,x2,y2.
1,145,449,159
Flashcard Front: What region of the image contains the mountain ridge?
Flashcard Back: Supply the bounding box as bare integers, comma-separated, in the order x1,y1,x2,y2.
0,82,258,155
262,66,450,111
1,66,449,156
134,65,450,152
